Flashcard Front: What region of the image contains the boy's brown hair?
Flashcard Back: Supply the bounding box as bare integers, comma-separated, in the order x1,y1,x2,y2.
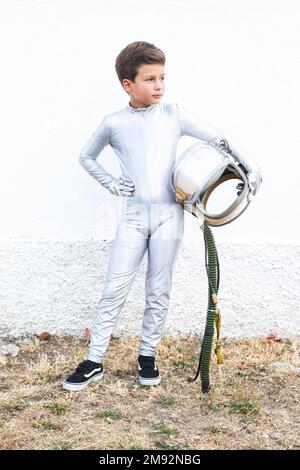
115,41,165,93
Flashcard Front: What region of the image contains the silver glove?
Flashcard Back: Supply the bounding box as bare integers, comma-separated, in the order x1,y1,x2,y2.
106,175,135,197
214,137,263,196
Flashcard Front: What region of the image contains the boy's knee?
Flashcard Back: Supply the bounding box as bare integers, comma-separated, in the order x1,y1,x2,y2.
101,280,125,301
145,285,171,309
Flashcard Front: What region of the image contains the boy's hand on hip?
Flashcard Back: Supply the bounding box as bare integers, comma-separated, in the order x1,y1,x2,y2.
106,175,135,197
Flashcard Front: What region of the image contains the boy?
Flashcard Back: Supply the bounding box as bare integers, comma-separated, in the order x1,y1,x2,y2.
63,41,262,391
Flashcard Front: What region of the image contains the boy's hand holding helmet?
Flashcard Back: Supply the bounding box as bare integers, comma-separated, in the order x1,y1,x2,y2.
214,137,263,196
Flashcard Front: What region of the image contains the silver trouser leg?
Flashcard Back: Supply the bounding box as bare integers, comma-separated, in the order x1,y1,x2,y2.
139,203,184,357
87,215,148,363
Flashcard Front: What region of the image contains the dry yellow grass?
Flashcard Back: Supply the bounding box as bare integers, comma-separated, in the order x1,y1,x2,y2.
0,334,299,450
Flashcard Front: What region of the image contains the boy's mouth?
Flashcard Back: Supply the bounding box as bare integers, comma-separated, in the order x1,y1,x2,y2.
152,94,162,98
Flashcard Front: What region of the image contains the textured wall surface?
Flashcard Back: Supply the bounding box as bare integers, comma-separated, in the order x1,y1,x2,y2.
1,239,299,340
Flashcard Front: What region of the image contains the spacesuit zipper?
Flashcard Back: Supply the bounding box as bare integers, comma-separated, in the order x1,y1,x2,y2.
141,110,153,203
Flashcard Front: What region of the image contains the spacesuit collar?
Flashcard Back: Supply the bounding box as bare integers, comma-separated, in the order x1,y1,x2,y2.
126,101,157,113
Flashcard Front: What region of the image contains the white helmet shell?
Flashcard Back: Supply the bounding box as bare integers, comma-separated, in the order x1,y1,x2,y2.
170,141,253,227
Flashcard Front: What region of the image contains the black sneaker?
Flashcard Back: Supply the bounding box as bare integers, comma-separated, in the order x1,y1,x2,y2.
138,354,161,386
62,359,103,391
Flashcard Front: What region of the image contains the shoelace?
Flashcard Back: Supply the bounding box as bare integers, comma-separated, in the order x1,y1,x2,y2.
139,357,156,370
75,360,95,374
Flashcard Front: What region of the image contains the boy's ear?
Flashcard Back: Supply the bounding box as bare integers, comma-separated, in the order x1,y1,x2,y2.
121,80,130,95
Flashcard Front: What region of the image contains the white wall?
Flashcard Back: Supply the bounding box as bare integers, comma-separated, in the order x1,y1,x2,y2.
0,0,299,338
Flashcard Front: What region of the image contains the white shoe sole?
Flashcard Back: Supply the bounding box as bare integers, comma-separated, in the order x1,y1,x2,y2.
62,372,103,391
139,375,161,386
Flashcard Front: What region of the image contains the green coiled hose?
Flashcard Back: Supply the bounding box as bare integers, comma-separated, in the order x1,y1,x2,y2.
190,219,222,393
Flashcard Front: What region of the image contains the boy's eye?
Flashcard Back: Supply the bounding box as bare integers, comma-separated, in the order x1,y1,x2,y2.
146,77,165,81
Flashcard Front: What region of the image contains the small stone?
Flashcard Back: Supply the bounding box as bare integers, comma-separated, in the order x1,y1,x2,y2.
0,343,20,357
270,362,291,369
270,362,300,373
269,432,281,441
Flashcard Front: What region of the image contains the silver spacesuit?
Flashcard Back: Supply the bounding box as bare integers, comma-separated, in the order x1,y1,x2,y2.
79,101,261,363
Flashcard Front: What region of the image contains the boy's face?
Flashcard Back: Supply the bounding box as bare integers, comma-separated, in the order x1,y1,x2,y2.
122,63,165,108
